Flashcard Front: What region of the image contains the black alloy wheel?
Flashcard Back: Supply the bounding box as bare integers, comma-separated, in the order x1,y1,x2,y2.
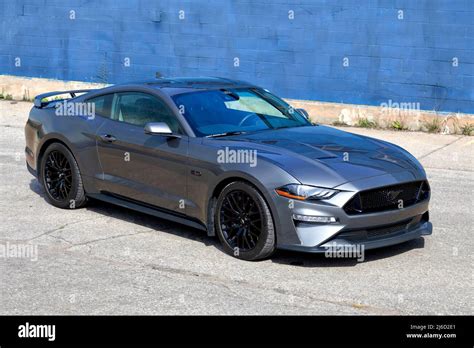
40,143,87,209
44,150,73,201
219,189,262,251
215,181,275,260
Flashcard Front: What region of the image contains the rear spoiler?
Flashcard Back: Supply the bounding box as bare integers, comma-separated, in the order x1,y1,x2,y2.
34,89,96,108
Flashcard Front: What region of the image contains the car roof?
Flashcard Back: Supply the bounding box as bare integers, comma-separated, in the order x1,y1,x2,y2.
117,77,258,96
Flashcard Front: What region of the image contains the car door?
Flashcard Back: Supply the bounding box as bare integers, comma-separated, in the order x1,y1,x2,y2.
95,91,189,214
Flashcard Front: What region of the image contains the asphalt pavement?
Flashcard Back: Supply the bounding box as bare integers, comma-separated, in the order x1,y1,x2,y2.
0,100,472,314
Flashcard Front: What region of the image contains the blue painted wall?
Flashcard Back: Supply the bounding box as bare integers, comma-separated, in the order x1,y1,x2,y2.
1,0,473,113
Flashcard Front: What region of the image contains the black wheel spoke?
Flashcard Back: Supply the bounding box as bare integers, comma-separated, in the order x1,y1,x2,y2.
224,196,240,214
44,150,73,201
248,220,261,231
248,230,259,240
218,189,264,252
222,204,238,216
229,193,242,213
61,184,68,199
221,211,234,219
51,152,61,170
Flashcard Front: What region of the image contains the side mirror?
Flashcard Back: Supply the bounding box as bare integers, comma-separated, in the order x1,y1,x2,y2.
144,122,180,138
296,108,310,120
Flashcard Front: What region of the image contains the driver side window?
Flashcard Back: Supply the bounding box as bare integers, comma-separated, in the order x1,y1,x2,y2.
112,92,182,134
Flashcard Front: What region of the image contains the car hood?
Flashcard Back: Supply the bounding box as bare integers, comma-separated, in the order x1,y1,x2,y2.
218,125,426,188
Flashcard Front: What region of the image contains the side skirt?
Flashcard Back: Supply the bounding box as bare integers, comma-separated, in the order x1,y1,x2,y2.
88,192,207,232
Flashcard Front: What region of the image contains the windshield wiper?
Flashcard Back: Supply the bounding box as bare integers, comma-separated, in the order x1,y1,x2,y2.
273,124,308,130
206,131,247,138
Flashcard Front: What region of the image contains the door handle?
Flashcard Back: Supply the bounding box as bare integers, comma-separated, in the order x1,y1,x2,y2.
99,134,117,143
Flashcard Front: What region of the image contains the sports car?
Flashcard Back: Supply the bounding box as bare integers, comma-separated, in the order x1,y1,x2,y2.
25,77,432,260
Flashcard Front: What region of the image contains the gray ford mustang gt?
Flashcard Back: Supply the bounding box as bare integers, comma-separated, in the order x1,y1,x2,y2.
25,77,432,260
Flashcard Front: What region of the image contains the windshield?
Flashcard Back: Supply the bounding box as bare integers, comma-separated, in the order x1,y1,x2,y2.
171,88,311,137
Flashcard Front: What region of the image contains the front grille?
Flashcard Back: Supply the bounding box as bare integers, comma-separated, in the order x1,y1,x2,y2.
344,180,430,215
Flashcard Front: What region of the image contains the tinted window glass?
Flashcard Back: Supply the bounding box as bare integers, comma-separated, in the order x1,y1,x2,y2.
112,92,182,133
171,88,310,137
88,94,113,118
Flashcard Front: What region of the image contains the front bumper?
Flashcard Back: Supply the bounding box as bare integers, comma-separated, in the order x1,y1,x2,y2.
278,220,432,253
272,175,432,253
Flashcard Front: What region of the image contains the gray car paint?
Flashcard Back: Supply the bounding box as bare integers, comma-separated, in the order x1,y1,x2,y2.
25,78,432,252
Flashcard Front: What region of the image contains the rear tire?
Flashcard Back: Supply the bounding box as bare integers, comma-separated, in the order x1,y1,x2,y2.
215,181,275,261
40,142,87,209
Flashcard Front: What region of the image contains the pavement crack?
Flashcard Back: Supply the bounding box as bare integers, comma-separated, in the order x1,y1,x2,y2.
418,136,464,160
145,263,400,314
424,167,474,173
48,243,402,314
66,229,154,248
26,216,106,242
26,224,71,242
49,234,73,245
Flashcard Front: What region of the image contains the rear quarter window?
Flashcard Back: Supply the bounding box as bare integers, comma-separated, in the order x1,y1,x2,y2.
87,94,114,118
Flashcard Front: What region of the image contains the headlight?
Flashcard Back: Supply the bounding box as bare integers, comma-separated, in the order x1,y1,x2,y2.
275,184,338,201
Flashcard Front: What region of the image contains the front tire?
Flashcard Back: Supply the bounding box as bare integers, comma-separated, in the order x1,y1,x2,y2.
40,142,87,209
215,181,275,261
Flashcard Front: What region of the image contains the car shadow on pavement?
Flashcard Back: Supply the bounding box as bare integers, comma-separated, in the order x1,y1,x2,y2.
271,238,425,267
29,178,219,248
29,178,46,198
86,198,220,247
29,178,425,265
